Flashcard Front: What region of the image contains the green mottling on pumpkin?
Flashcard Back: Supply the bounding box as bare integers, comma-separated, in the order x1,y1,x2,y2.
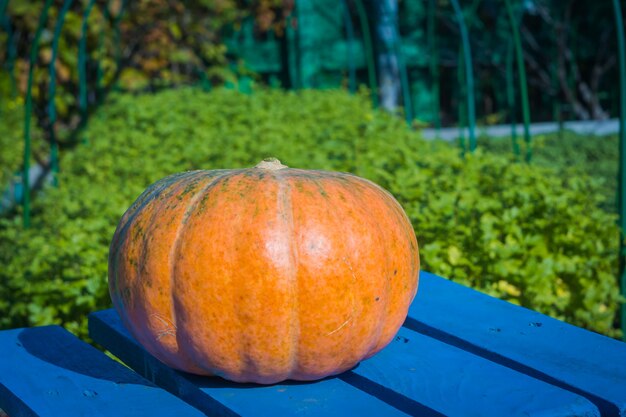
132,224,144,243
293,179,315,197
309,178,328,199
180,182,197,197
195,173,231,214
121,286,132,306
198,192,211,211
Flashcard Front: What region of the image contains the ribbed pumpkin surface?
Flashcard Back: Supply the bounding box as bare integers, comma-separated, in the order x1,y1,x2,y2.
109,159,419,384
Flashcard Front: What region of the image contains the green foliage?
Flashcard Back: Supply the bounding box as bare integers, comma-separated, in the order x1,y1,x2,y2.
0,87,621,338
0,96,24,186
481,132,619,213
0,76,45,187
1,0,289,142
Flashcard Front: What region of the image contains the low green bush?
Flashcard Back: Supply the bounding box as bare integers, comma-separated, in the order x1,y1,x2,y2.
0,87,621,338
480,132,618,213
0,96,24,187
0,76,46,189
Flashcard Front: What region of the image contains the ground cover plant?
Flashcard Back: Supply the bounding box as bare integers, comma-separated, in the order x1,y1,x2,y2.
0,87,620,338
0,77,46,188
480,132,619,213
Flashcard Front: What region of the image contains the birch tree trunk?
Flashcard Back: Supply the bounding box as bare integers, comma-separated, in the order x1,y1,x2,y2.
372,0,400,111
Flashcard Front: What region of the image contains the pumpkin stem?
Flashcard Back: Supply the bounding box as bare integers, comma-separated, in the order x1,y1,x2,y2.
255,158,288,171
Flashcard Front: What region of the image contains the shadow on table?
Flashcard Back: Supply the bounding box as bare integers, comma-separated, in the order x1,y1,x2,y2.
17,326,154,386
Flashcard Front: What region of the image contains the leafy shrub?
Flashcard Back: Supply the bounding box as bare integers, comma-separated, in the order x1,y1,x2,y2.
480,132,618,213
0,87,621,338
0,97,24,187
2,0,290,134
0,77,45,187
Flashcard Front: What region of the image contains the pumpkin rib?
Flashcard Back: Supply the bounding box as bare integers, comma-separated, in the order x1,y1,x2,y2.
356,181,419,357
288,174,348,380
341,178,393,359
311,175,359,375
135,170,218,373
231,170,271,380
359,176,420,282
109,171,199,326
111,171,199,255
217,169,300,382
275,170,301,380
109,171,192,296
365,179,420,296
312,176,361,372
169,169,240,374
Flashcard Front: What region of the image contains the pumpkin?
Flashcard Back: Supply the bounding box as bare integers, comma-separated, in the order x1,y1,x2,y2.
108,158,419,384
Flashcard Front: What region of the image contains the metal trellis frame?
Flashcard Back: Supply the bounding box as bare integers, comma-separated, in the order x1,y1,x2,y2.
427,0,441,134
612,0,626,341
450,0,476,152
504,0,531,162
353,0,378,107
22,0,54,228
48,0,76,186
341,0,357,93
78,0,98,144
506,40,520,157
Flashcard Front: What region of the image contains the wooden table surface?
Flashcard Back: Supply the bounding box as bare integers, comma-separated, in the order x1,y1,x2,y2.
1,271,625,416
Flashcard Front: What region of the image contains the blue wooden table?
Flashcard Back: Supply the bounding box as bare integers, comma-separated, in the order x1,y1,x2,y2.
1,271,625,416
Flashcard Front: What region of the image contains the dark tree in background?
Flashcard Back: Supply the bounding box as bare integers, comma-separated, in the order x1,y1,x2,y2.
0,0,621,130
525,0,615,120
431,0,619,123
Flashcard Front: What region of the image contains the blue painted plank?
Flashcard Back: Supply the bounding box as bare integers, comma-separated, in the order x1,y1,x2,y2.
89,309,410,417
0,325,206,417
347,326,597,417
91,308,598,417
407,271,626,417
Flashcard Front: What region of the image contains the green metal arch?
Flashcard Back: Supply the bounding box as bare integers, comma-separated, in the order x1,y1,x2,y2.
341,0,356,93
506,40,520,157
95,0,112,103
612,0,626,341
78,0,98,144
22,0,54,228
450,0,476,152
504,0,531,162
353,0,378,107
48,0,76,186
427,0,441,134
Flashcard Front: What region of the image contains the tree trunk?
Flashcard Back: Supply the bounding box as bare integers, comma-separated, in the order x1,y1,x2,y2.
371,0,400,111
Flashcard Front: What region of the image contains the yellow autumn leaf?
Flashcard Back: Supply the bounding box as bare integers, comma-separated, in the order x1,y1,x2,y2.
447,245,461,265
497,280,521,297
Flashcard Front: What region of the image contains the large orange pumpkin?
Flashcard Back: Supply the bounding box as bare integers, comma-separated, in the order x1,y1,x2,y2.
109,158,419,384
